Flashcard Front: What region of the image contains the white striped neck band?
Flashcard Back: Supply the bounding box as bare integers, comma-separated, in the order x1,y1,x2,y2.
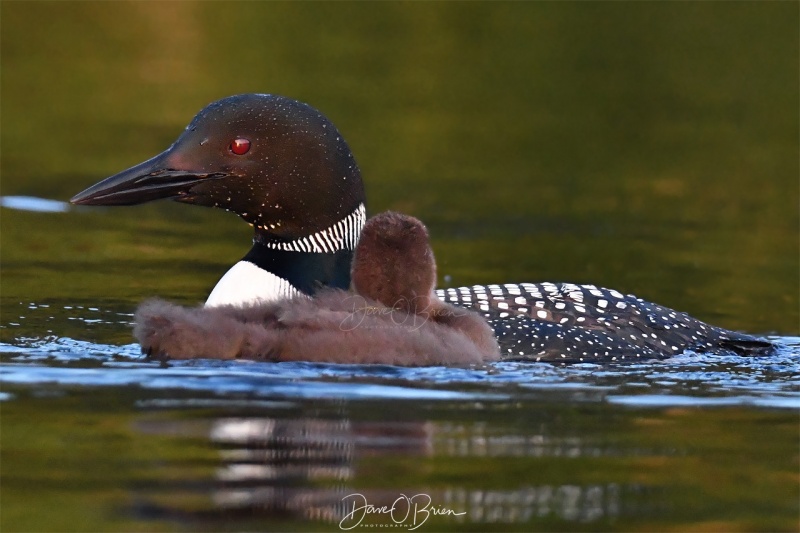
260,203,366,254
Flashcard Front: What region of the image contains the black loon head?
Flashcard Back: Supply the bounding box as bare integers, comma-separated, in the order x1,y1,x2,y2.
71,94,365,245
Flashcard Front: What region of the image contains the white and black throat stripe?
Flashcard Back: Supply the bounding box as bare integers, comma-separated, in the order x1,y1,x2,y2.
263,203,366,253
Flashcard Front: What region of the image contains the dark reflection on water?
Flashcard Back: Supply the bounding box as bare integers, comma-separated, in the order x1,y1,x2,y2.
132,414,645,528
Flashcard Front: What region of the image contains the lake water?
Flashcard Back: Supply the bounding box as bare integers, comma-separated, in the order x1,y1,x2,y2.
1,2,798,531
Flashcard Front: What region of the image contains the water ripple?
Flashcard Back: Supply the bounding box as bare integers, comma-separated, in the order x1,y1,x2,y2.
1,335,797,408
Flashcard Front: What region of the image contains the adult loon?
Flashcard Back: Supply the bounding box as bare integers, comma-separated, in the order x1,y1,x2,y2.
71,94,772,362
135,211,499,365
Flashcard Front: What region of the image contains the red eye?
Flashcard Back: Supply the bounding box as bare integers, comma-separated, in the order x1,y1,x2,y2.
229,138,251,155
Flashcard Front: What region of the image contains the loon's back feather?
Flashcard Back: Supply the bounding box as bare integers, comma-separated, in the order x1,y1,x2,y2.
436,282,772,361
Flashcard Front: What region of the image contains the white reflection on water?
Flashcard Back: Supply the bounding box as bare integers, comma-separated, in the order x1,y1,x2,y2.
0,195,71,213
147,411,655,526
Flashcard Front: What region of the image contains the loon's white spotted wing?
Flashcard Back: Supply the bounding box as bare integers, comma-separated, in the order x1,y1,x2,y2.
436,282,769,362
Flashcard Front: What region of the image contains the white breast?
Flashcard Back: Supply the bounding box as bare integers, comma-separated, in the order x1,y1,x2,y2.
205,261,299,307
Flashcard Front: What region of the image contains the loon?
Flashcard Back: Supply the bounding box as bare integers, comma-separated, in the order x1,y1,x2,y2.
71,93,772,362
135,211,500,365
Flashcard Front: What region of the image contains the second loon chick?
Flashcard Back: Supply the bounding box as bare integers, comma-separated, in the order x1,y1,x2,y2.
134,212,500,365
72,94,773,362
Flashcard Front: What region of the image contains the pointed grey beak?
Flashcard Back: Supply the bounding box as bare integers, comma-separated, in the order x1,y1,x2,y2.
70,149,226,206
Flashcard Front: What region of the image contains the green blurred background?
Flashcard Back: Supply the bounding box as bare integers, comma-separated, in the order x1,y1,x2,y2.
2,1,798,334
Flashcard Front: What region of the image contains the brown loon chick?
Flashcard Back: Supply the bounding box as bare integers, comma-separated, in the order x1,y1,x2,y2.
134,212,500,366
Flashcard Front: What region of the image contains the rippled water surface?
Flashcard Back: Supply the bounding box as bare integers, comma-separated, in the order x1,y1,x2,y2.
2,2,798,532
2,260,798,533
